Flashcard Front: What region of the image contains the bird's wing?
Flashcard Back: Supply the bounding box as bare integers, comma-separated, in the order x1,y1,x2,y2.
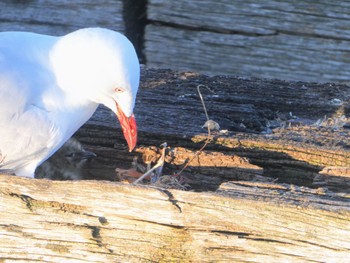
0,95,62,174
0,32,62,174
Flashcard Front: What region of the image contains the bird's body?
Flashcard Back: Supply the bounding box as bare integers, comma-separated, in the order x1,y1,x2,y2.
0,28,139,177
35,138,95,180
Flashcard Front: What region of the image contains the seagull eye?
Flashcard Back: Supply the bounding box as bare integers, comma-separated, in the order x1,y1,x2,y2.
114,87,125,93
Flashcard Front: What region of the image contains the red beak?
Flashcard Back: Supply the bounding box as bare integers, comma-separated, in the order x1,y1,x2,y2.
115,103,137,152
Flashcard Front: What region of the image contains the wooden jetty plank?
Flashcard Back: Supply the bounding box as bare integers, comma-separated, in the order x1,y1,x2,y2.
0,0,124,35
146,1,350,82
148,0,350,39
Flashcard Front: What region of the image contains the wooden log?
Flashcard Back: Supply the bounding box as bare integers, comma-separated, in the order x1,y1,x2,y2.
0,175,349,262
0,0,124,35
1,68,350,261
146,0,350,82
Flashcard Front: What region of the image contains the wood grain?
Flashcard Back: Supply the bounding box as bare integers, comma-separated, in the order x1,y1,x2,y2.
0,175,349,262
146,0,350,82
0,0,124,35
148,0,350,38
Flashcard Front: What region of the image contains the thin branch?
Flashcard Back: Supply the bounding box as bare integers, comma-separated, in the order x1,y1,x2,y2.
197,84,214,122
176,134,211,176
176,85,215,176
133,143,167,184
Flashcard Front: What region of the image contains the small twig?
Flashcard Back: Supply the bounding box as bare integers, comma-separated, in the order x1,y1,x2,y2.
176,85,215,176
133,143,167,184
197,84,214,122
176,135,211,176
132,161,163,184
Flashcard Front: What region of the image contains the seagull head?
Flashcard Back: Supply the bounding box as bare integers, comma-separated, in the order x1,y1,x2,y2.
50,28,140,151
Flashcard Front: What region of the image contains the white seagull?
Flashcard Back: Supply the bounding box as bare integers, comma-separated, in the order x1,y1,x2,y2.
0,27,139,178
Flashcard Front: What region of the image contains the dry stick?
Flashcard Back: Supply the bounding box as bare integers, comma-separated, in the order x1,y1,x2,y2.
176,85,213,176
133,143,167,184
197,84,213,123
176,136,211,176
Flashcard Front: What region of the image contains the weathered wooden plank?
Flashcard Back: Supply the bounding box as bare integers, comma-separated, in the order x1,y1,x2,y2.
0,175,349,262
146,0,350,82
145,24,350,82
148,0,350,39
112,69,350,134
72,69,350,192
0,0,124,35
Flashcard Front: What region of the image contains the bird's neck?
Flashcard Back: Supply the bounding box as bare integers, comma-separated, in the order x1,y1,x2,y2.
41,86,98,143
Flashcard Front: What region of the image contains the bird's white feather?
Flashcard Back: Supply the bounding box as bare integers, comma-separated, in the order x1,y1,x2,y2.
0,28,139,177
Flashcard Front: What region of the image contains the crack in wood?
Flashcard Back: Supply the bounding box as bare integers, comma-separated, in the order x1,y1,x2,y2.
9,193,34,212
211,230,250,238
156,188,182,213
150,20,278,37
245,237,292,245
0,18,77,28
211,230,298,246
84,225,113,254
8,192,93,216
132,218,186,230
